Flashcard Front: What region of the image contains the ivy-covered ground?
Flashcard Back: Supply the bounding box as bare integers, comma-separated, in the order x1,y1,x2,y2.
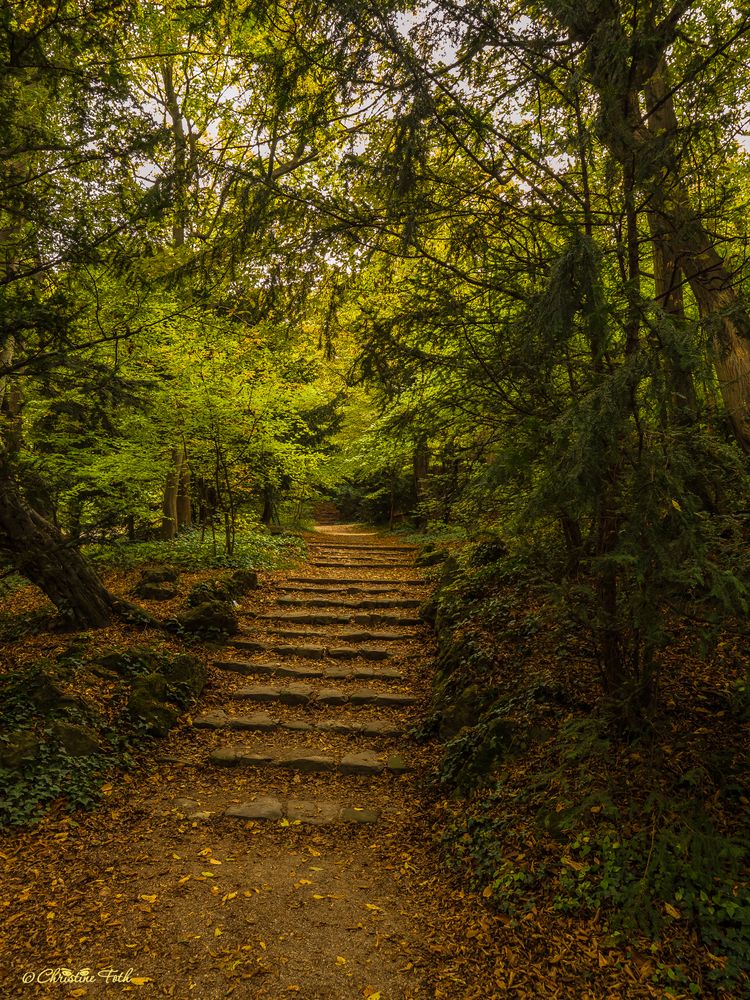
419,539,750,998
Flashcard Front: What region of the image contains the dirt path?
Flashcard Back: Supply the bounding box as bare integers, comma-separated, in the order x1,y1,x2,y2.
3,523,500,999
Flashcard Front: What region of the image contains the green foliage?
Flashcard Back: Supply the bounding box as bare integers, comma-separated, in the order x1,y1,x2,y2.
87,528,304,571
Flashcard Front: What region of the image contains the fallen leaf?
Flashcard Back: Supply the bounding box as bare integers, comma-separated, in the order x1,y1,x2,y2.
336,956,346,965
139,894,157,904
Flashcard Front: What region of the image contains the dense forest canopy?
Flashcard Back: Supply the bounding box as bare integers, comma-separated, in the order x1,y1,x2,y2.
2,0,750,690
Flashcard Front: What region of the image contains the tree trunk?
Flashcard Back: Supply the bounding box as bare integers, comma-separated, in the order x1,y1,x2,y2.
176,443,192,529
0,467,119,628
160,445,183,540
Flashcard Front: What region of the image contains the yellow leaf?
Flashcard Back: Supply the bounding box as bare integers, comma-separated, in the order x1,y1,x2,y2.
665,902,681,919
139,894,157,904
366,993,381,1000
222,892,237,902
172,853,181,860
214,927,223,937
201,872,216,878
298,879,312,886
199,848,212,856
209,858,222,865
482,885,493,898
671,498,682,511
178,876,191,885
336,956,346,965
307,847,321,857
259,941,267,950
279,818,290,827
130,979,153,987
365,903,381,911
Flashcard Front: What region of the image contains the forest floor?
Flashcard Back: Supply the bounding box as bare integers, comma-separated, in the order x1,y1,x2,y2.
0,522,738,999
0,523,512,1000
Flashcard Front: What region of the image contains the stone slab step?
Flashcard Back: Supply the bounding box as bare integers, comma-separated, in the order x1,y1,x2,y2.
214,659,405,681
269,629,415,642
279,585,408,595
226,797,380,825
309,561,412,569
277,597,421,609
228,639,393,661
259,612,422,627
194,709,403,737
226,684,417,707
210,746,411,775
306,544,416,552
288,577,424,586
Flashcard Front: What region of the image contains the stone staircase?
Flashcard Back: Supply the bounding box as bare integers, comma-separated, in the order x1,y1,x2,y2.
182,523,430,826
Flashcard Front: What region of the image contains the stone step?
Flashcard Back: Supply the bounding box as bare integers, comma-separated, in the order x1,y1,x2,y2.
269,629,416,643
279,585,408,595
225,684,417,706
214,660,405,681
226,797,379,825
309,561,412,569
276,597,421,609
228,639,393,661
306,544,416,553
210,745,411,775
194,709,403,737
287,577,424,587
259,612,422,626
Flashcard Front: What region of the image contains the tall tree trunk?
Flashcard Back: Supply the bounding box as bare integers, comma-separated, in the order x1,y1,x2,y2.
0,465,119,628
160,445,183,540
176,442,192,529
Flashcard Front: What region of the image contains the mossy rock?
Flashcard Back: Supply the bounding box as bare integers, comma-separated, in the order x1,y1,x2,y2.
27,669,73,710
228,569,259,594
415,548,447,567
163,654,207,698
419,594,438,627
50,721,102,757
94,647,163,677
127,673,179,737
133,580,178,601
438,683,488,740
0,731,41,770
140,567,180,585
177,600,239,637
187,580,235,607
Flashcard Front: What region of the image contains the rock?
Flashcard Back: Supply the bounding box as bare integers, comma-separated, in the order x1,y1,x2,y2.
340,752,384,775
278,684,314,705
341,806,380,824
164,653,207,698
187,580,235,607
50,721,102,756
227,797,283,821
361,720,403,737
277,753,336,773
94,647,162,677
233,685,282,702
133,581,178,601
386,753,411,774
228,712,277,732
316,688,348,706
26,670,68,709
174,797,201,814
286,799,340,824
193,710,228,729
127,673,179,737
229,569,260,594
415,548,446,567
438,683,487,740
140,567,180,584
210,747,278,766
177,600,239,637
0,732,41,770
